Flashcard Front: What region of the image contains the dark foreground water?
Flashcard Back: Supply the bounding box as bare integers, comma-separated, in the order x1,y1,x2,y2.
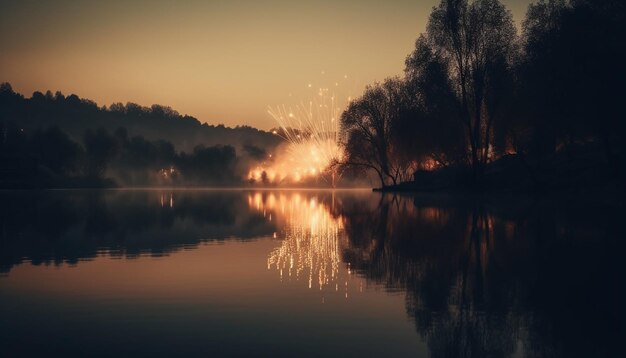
0,189,624,357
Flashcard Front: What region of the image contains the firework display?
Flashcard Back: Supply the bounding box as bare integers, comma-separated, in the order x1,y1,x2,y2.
249,79,352,185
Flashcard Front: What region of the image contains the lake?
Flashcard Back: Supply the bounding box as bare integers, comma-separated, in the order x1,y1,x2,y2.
1,189,624,357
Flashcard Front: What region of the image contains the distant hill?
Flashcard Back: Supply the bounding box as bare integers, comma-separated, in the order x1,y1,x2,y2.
0,82,280,153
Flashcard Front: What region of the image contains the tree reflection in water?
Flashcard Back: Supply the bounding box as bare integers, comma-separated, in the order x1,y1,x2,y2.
245,190,625,358
0,190,275,272
339,193,625,358
1,190,623,357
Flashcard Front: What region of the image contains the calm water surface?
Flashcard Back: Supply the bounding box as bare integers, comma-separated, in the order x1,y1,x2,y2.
1,189,624,357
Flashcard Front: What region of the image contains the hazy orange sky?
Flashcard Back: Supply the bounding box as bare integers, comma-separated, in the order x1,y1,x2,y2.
0,0,532,130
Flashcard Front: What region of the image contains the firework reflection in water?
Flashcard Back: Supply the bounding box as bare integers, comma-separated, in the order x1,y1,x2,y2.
249,192,360,296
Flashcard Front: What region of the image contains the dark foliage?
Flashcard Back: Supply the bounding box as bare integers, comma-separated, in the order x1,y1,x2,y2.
0,83,279,153
0,84,281,187
0,121,244,187
340,0,626,191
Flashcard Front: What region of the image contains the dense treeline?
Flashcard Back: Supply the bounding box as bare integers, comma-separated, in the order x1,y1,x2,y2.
340,0,625,191
0,120,242,187
0,82,279,153
0,83,278,187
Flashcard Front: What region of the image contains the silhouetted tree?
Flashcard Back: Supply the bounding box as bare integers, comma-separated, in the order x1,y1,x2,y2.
243,144,267,160
340,78,413,187
520,0,626,181
402,35,466,167
83,128,119,178
176,144,237,184
424,0,517,183
30,126,83,175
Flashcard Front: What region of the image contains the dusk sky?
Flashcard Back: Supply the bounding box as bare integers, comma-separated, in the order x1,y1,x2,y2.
1,0,532,130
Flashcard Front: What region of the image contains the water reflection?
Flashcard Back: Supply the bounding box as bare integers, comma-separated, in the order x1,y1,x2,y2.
159,192,174,208
0,190,274,273
338,194,626,358
1,190,624,357
249,192,360,297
